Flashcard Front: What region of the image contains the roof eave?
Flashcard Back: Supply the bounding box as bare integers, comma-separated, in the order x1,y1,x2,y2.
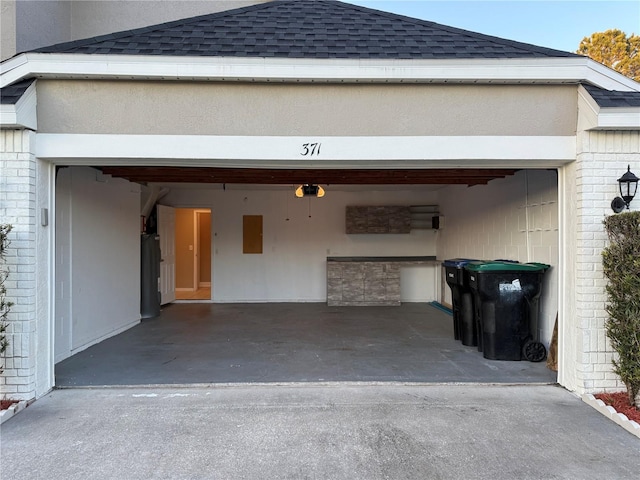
0,80,37,130
578,84,640,130
2,53,639,91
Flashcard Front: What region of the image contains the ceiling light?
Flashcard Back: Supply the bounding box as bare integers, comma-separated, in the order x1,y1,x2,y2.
295,184,325,198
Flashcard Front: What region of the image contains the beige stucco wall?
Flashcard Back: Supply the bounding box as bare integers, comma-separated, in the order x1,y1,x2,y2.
37,81,578,136
0,0,17,60
70,0,271,40
15,0,71,56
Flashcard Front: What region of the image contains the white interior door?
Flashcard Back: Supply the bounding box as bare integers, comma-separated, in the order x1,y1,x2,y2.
158,205,176,304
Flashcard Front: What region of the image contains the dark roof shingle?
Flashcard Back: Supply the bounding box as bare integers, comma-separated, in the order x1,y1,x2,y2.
584,84,640,108
30,0,578,59
0,79,35,104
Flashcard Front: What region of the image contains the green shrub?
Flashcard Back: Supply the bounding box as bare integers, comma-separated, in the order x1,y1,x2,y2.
602,211,640,406
0,224,12,374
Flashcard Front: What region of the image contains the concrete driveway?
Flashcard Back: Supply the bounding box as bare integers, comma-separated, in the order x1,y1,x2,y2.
1,384,638,479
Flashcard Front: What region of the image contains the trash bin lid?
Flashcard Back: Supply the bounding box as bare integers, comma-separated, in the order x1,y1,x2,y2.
465,261,549,272
525,262,551,271
443,258,481,268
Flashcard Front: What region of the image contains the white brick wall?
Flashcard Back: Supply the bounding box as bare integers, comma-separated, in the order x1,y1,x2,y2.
0,130,38,401
573,130,640,393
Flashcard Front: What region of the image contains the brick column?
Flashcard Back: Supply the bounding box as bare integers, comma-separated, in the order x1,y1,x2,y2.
573,130,640,393
0,130,38,401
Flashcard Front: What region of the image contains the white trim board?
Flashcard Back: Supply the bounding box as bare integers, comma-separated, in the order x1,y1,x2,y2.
596,110,640,130
2,54,639,92
36,134,576,168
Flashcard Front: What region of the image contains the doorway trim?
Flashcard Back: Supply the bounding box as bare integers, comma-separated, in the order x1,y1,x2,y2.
193,209,212,290
174,207,212,302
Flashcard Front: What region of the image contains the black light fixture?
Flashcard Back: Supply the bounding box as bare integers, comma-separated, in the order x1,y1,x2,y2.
611,165,639,213
295,184,325,198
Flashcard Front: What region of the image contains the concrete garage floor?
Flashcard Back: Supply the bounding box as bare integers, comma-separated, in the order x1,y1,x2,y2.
55,303,557,386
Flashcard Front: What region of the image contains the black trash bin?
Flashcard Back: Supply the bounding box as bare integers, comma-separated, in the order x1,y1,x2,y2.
465,259,519,353
443,258,481,346
465,261,549,361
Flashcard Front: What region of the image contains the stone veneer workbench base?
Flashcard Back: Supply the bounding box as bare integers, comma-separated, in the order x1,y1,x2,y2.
326,256,436,306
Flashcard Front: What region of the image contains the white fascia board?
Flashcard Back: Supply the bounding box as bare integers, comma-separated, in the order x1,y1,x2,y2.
0,105,18,127
581,59,640,92
596,109,640,129
0,80,37,130
36,134,576,169
2,52,639,91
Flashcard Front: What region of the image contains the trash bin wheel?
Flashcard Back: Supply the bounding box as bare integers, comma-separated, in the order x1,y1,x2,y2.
522,340,547,362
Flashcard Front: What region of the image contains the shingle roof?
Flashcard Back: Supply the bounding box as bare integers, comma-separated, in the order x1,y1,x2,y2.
30,0,577,59
583,84,640,108
0,79,35,104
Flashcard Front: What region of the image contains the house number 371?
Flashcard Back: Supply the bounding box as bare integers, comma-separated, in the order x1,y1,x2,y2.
301,143,322,156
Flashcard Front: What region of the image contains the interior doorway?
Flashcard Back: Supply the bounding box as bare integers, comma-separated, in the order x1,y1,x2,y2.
175,208,212,301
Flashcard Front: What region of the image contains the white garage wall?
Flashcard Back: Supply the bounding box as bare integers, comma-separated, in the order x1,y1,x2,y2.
55,167,141,361
436,170,559,347
162,187,440,302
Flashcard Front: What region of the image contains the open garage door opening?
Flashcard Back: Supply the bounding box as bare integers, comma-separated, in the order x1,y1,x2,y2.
53,166,559,387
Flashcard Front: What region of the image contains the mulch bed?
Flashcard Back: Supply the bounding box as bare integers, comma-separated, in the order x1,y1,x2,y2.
1,399,19,410
595,392,640,423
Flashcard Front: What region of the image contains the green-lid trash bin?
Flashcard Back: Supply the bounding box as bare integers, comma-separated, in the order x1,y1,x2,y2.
465,261,550,362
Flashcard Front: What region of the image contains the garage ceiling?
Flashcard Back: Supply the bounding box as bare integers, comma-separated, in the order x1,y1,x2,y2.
100,167,518,186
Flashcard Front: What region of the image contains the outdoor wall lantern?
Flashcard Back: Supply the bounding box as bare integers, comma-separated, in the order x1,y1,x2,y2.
295,184,325,198
611,165,639,213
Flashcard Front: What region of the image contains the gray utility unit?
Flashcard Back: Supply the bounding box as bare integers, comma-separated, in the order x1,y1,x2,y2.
140,234,161,319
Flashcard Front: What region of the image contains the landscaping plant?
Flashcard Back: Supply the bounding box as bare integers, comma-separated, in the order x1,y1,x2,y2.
602,211,640,407
0,224,12,374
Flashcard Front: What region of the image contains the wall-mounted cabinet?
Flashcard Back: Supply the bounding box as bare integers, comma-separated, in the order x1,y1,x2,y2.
345,206,411,234
345,205,439,233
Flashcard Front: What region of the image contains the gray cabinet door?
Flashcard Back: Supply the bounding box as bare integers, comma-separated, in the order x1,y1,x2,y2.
342,264,365,302
364,264,386,301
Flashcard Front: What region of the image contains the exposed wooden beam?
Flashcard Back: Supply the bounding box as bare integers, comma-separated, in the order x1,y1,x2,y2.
99,166,519,186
